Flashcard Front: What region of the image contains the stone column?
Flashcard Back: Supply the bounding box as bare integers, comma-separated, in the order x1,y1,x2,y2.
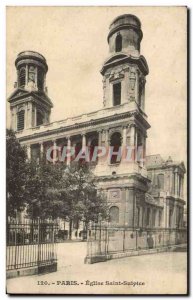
135,71,139,103
124,189,129,226
25,64,28,88
175,171,179,197
127,188,136,228
181,177,184,198
142,79,146,111
52,140,57,164
142,135,146,167
35,66,38,88
67,137,71,166
130,125,136,162
39,142,44,159
26,144,31,160
105,129,109,146
98,130,102,147
24,104,28,129
34,107,37,126
82,133,86,151
122,126,127,160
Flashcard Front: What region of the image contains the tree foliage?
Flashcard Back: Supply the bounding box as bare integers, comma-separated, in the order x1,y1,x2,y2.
6,129,28,216
26,161,109,226
6,130,108,227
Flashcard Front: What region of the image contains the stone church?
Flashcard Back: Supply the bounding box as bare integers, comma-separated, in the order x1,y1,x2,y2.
8,14,186,236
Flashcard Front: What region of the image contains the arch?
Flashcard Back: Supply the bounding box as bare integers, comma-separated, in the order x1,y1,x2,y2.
115,34,122,52
110,132,122,164
17,109,25,131
109,206,119,224
19,67,26,87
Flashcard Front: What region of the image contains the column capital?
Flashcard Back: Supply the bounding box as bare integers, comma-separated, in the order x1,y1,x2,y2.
97,129,102,134
102,128,109,133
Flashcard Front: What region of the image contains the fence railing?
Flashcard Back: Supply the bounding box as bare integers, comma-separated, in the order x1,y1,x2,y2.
86,225,187,258
6,219,59,271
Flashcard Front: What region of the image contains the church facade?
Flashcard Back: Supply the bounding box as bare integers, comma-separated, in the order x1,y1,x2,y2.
8,14,186,234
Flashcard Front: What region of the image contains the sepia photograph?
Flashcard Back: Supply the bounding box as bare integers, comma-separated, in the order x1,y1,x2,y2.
6,6,187,295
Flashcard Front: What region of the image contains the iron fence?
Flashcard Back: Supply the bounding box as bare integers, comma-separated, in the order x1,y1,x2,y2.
6,219,59,271
87,224,187,258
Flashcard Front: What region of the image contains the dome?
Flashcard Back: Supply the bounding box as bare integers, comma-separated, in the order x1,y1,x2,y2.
15,50,48,72
108,14,143,43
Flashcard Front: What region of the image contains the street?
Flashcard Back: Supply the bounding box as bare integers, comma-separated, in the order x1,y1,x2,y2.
7,241,187,294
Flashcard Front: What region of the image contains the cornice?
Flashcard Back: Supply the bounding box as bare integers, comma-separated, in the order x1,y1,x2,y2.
18,110,149,143
101,55,149,76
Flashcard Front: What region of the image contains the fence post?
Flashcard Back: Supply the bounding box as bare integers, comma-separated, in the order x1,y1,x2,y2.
106,226,109,255
37,218,40,266
14,220,18,269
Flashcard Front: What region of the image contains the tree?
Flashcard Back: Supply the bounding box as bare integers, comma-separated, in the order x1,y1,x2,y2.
25,160,65,219
26,161,109,238
59,163,109,238
6,129,29,217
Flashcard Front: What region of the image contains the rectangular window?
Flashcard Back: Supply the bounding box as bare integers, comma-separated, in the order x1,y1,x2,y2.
113,82,121,106
17,110,25,131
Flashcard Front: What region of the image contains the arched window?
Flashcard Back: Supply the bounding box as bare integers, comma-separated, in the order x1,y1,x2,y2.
36,110,44,126
115,34,122,52
109,206,119,224
110,132,122,164
113,82,121,106
157,174,164,190
28,65,36,83
19,68,26,87
38,68,44,90
17,110,25,131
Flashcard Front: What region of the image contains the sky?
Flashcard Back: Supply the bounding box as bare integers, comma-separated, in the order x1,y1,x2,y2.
6,6,187,165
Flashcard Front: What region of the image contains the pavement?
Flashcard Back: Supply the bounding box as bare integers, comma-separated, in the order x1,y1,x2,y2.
6,241,187,295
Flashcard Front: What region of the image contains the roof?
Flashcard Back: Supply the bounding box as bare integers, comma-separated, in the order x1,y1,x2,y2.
146,154,186,173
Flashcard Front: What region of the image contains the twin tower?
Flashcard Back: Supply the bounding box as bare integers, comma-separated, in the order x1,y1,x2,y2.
8,14,149,132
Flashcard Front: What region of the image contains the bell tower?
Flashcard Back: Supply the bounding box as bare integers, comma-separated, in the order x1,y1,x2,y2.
8,51,53,132
101,14,148,111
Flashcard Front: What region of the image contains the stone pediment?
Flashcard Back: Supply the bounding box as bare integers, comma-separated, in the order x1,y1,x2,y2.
8,88,53,108
101,54,149,76
7,88,30,102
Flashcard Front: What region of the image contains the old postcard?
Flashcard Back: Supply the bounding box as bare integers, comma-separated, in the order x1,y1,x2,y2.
6,6,188,295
